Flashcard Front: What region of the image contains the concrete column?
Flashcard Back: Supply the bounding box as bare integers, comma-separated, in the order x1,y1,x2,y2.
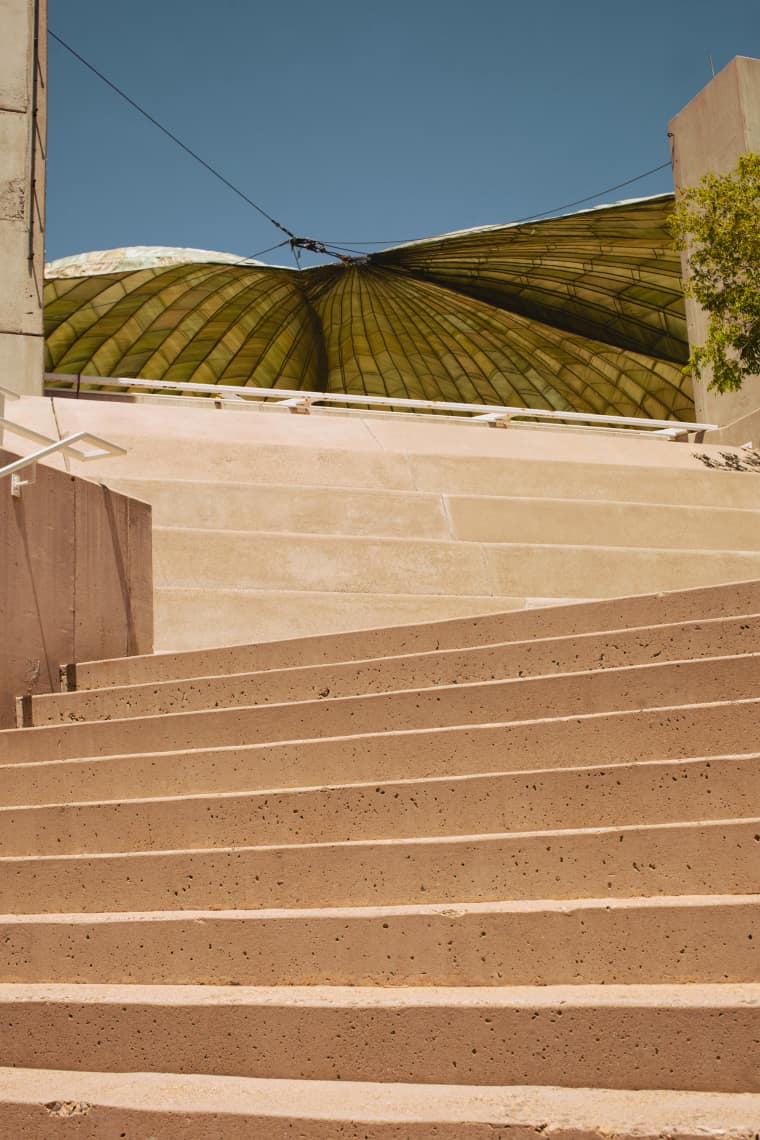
669,56,760,431
0,0,46,396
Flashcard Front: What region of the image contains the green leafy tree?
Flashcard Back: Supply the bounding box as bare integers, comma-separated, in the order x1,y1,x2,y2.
669,152,760,393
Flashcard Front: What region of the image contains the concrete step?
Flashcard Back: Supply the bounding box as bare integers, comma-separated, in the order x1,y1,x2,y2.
4,1070,760,1140
2,896,758,987
70,577,760,690
2,700,756,805
408,450,760,510
31,613,760,726
49,391,756,492
158,587,529,656
2,754,758,856
106,476,760,549
108,477,452,538
1,982,760,1090
96,438,760,508
449,494,760,549
60,394,760,507
3,816,758,913
5,654,760,763
152,527,496,596
153,527,760,599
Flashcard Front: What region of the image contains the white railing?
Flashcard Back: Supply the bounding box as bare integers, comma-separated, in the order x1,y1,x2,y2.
44,372,717,441
0,390,126,497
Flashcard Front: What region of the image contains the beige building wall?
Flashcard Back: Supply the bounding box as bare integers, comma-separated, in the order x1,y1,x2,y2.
0,448,153,727
669,55,760,429
0,0,46,395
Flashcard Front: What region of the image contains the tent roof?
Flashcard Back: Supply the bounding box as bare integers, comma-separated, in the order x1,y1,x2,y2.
44,193,692,420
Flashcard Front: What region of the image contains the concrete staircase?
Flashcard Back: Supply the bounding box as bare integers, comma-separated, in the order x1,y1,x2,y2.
12,394,760,651
2,578,760,1135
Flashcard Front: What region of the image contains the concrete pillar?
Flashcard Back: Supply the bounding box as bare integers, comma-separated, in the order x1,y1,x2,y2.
669,56,760,430
0,0,46,396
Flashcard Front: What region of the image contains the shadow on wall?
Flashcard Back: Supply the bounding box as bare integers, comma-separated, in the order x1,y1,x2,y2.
0,450,153,727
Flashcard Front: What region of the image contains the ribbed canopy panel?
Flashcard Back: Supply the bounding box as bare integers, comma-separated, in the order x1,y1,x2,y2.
44,194,692,419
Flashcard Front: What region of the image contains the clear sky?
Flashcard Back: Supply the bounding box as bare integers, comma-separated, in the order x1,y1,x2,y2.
46,0,760,267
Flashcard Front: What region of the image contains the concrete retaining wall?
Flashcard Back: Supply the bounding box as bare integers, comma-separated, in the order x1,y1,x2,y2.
0,449,152,726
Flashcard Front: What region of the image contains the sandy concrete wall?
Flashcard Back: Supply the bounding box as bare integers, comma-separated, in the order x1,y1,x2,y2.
0,449,152,727
0,0,47,395
669,55,760,428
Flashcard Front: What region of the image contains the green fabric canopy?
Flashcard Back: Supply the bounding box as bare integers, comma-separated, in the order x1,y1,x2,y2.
44,193,692,420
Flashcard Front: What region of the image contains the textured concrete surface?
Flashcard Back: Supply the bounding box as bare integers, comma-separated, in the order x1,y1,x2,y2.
3,1070,760,1139
1,701,757,808
1,896,758,987
2,573,760,1132
2,983,760,1091
30,612,760,725
155,587,531,653
3,652,759,762
73,578,760,689
0,449,153,728
153,527,760,599
2,752,759,855
14,392,760,648
106,476,760,549
0,0,46,395
4,816,760,914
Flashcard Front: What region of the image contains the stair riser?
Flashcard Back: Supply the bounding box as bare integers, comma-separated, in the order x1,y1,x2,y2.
65,436,417,493
2,900,759,986
410,452,760,510
73,578,760,689
0,1104,597,1140
106,477,760,550
108,478,452,539
154,528,497,596
450,496,760,550
3,755,758,857
154,527,760,598
2,997,759,1091
109,451,760,509
3,820,758,913
31,615,760,726
5,655,758,763
2,701,756,805
155,588,530,653
61,393,751,507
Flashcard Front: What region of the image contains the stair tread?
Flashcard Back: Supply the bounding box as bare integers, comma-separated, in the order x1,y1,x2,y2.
30,612,760,727
2,755,759,857
2,1067,759,1134
4,810,759,859
7,653,760,760
68,577,760,689
4,980,760,1004
2,697,757,777
3,749,757,809
2,892,759,921
4,569,759,1106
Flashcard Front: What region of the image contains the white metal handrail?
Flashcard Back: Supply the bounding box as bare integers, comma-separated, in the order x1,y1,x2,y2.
0,384,20,419
44,372,717,439
1,418,127,498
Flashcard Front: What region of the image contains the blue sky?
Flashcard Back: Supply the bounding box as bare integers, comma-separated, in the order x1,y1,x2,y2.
46,0,759,266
